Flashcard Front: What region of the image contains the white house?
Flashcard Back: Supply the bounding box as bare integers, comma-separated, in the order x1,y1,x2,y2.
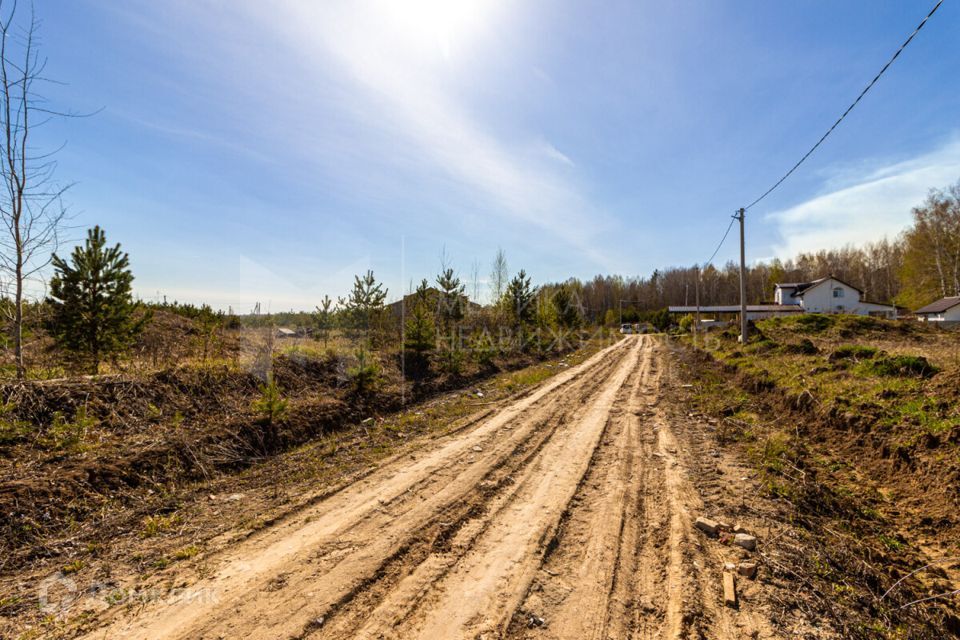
773,276,896,318
914,296,960,327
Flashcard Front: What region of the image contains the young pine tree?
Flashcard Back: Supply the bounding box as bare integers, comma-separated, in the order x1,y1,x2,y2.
314,294,336,348
435,267,465,372
552,285,582,330
404,279,435,358
341,270,387,344
505,270,536,350
46,226,144,374
435,267,465,333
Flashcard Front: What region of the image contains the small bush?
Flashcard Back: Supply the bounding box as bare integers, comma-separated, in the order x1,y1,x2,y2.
470,332,498,369
42,406,96,450
173,545,200,560
252,375,288,425
0,419,31,446
829,345,879,361
440,347,466,375
865,355,938,379
0,402,31,446
349,348,380,395
141,513,182,538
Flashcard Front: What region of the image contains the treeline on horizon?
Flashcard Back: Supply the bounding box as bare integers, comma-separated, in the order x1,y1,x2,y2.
5,179,957,379
230,178,960,329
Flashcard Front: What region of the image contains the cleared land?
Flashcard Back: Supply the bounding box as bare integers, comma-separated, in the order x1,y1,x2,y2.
42,336,769,640
8,327,959,639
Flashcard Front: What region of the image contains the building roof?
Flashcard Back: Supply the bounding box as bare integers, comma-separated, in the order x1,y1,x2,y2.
776,275,863,298
668,305,802,313
914,296,960,314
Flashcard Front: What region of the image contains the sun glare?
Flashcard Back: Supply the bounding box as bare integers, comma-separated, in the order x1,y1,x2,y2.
375,0,498,58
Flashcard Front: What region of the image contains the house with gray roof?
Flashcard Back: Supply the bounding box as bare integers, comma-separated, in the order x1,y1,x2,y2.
914,296,960,327
773,275,896,318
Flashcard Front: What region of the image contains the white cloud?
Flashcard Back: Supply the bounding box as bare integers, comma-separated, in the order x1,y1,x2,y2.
228,0,613,268
768,139,960,257
534,139,575,167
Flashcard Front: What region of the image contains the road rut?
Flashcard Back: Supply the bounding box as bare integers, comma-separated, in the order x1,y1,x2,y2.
79,336,767,640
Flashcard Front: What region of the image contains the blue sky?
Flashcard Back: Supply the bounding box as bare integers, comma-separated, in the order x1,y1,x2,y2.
32,0,960,310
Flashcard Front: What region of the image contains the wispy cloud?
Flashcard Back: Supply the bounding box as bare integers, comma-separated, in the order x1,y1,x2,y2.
230,0,612,267
768,138,960,257
534,139,575,167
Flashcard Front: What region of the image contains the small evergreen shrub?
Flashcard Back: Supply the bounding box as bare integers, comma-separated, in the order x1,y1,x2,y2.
252,375,288,424
349,348,380,394
471,332,498,369
42,406,96,450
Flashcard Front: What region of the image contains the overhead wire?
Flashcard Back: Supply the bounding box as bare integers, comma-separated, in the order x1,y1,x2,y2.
696,0,944,276
743,0,945,212
701,215,736,270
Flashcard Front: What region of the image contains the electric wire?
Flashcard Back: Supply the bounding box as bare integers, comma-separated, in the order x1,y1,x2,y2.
743,0,944,211
702,215,736,270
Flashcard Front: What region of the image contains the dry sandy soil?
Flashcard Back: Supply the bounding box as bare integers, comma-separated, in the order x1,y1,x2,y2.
57,336,779,639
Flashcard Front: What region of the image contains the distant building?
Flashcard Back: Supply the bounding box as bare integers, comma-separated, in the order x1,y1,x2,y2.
276,327,298,338
668,304,802,322
914,296,960,327
387,287,481,321
774,276,895,318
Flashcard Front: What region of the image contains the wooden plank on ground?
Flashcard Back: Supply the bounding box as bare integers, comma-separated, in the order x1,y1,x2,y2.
723,570,737,609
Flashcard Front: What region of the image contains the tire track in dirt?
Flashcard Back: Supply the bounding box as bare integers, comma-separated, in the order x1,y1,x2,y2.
301,346,634,639
76,338,635,640
506,338,762,640
76,336,779,640
503,339,653,640
366,336,645,640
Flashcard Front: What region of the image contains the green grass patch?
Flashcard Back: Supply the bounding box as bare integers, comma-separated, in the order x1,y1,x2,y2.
743,338,778,354
500,366,554,393
172,544,200,560
862,355,938,379
830,344,879,361
141,513,183,538
763,314,835,334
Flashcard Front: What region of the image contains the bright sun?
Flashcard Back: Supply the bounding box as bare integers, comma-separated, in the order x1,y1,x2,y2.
375,0,498,58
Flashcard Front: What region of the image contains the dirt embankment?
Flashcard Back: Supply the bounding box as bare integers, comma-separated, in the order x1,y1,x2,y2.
36,336,776,640
6,333,958,640
0,345,578,573
671,326,960,638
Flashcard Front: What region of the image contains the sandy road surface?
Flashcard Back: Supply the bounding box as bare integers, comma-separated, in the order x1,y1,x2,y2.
78,336,769,640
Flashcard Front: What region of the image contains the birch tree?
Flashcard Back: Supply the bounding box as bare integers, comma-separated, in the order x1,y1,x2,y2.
0,4,71,378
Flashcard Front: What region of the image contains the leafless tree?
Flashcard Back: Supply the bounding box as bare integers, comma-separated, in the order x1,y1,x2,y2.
0,3,72,378
469,258,481,305
489,247,508,305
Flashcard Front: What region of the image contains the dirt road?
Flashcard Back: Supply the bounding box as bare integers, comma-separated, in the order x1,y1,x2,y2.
78,336,771,640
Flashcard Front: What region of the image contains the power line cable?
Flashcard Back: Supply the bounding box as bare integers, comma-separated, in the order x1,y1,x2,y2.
743,0,944,211
702,215,736,269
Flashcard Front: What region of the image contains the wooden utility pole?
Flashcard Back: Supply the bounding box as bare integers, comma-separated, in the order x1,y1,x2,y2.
694,264,701,346
737,208,748,343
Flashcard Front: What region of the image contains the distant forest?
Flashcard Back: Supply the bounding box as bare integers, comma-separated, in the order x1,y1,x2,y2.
551,179,960,324
231,179,960,330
